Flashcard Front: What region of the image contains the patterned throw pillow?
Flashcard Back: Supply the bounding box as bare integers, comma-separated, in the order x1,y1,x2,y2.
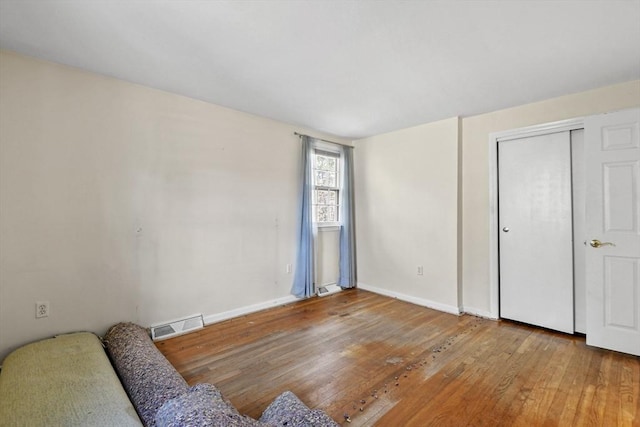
104,322,189,426
259,391,339,427
155,383,262,427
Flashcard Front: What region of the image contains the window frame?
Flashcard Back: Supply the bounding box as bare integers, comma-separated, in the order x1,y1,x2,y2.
311,143,343,228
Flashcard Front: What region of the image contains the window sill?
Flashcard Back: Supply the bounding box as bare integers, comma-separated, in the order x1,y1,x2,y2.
316,223,341,232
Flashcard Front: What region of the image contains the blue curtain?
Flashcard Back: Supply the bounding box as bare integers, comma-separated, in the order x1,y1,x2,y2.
338,145,357,288
291,136,316,298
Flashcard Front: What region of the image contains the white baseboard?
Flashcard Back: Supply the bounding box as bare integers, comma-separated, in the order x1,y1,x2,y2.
201,289,497,327
358,283,461,315
462,306,498,319
203,295,299,325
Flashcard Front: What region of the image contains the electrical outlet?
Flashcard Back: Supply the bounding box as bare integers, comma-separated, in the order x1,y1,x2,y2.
417,266,424,276
36,301,49,318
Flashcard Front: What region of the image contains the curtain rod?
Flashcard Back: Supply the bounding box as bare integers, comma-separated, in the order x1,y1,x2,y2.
294,132,354,148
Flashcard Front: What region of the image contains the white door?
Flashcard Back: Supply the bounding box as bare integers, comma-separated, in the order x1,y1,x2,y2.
585,108,640,356
499,132,574,334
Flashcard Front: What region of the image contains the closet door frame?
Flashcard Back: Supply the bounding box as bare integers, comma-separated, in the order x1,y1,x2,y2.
487,117,584,320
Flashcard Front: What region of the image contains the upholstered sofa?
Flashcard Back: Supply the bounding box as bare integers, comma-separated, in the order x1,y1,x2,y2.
0,322,338,426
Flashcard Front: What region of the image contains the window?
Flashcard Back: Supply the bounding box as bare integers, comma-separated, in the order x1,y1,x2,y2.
312,149,340,224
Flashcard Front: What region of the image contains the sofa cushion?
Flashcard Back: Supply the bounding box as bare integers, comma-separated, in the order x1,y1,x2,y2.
104,322,189,427
155,383,263,427
259,391,339,426
0,332,142,426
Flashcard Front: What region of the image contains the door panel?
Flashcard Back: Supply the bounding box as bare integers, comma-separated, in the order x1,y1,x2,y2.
604,256,637,328
499,131,574,334
603,162,637,232
585,108,640,356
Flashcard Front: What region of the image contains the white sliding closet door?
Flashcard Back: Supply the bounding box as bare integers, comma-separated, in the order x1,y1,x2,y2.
572,129,586,334
499,131,574,333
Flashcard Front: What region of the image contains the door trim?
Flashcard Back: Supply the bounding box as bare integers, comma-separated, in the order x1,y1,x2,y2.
488,117,584,319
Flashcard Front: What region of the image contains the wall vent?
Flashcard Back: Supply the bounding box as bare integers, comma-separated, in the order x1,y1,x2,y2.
317,284,342,297
151,314,204,341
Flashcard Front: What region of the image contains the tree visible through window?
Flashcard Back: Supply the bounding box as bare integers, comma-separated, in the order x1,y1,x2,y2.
312,150,340,223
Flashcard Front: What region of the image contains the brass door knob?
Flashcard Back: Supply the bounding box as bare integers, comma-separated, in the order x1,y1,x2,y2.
590,239,615,248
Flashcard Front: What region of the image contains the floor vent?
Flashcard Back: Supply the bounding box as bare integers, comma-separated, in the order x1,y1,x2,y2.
151,314,204,341
317,284,342,297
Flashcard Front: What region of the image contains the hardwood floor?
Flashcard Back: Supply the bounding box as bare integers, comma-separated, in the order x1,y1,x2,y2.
156,289,640,426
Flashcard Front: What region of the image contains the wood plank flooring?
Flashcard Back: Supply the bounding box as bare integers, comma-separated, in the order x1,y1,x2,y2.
156,289,640,426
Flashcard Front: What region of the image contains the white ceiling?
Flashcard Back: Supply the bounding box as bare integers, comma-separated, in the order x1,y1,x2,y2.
0,1,639,139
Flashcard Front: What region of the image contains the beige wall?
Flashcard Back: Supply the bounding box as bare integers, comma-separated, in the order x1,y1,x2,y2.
0,50,346,360
461,80,640,315
2,48,638,361
352,81,639,317
354,117,460,312
316,228,340,287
